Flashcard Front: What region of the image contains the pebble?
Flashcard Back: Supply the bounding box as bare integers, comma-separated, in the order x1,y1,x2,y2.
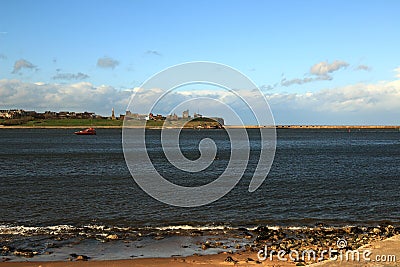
106,234,119,240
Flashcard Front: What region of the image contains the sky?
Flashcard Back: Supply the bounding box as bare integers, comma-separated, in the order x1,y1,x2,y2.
0,0,399,125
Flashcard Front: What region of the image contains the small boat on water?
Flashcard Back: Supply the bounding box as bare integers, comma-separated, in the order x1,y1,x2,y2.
74,127,96,135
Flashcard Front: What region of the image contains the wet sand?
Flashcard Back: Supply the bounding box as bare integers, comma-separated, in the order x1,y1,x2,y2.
0,250,295,267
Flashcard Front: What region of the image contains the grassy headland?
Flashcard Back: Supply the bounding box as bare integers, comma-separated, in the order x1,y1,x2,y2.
0,118,123,127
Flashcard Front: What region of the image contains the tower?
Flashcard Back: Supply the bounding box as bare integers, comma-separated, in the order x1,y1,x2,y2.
111,108,116,120
182,109,189,119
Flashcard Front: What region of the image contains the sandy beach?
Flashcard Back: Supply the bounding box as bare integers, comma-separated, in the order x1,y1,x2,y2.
1,235,399,267
2,225,399,267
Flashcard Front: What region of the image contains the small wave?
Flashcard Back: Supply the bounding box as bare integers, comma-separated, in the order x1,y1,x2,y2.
0,224,76,235
153,224,230,231
0,223,390,236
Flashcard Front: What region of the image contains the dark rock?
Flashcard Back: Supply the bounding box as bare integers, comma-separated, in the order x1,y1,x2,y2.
2,246,11,252
379,222,393,228
201,243,209,250
244,231,253,238
76,255,89,261
190,230,203,236
256,226,271,241
344,226,363,235
70,254,90,261
370,227,381,235
224,256,238,263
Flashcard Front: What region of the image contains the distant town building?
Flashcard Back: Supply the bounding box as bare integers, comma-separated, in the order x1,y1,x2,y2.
0,109,95,120
182,109,189,119
193,112,202,118
166,113,178,121
111,108,116,120
148,113,165,120
117,109,224,125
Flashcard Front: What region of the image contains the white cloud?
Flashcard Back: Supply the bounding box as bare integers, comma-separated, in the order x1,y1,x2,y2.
310,60,349,76
280,75,331,87
145,50,162,56
281,60,349,87
52,72,89,80
97,56,119,69
394,67,400,78
355,64,371,71
12,59,38,74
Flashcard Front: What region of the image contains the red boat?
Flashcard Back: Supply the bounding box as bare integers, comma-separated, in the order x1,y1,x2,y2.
74,127,96,135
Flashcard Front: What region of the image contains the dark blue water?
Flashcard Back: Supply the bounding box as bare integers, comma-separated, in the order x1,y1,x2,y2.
0,128,399,229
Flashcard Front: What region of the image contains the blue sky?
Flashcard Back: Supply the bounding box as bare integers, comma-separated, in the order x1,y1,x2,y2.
1,0,399,124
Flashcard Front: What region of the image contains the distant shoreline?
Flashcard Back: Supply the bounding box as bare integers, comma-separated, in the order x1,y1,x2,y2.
0,125,399,129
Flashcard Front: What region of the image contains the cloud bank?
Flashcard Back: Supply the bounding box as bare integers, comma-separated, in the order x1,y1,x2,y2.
0,75,399,124
0,80,130,116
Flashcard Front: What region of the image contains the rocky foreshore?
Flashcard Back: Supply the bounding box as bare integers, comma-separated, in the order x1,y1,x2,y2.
1,224,399,263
